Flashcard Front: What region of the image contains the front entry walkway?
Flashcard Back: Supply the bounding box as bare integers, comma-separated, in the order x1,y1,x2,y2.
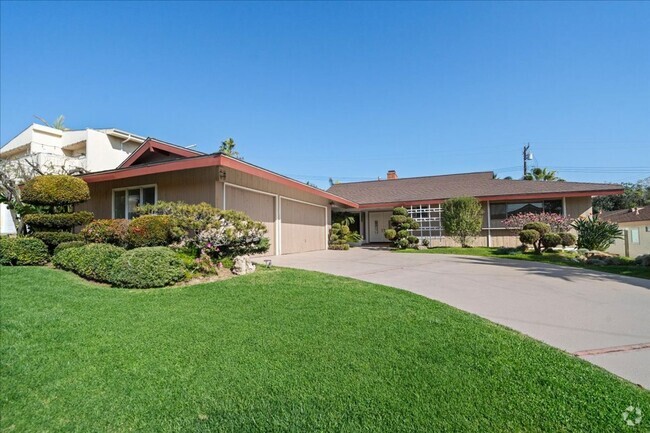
265,247,650,388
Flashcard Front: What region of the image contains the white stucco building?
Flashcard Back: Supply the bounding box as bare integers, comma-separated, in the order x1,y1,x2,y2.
1,124,146,234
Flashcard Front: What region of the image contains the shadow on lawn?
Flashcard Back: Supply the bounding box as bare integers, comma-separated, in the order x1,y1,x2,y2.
452,255,650,291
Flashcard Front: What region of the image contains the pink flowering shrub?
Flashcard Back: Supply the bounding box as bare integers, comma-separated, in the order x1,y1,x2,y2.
503,212,572,233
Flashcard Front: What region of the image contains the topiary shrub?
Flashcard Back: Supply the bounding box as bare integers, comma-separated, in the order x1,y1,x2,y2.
521,222,551,253
23,211,93,230
441,196,483,248
385,207,419,249
0,237,49,266
519,229,540,250
558,232,577,247
126,215,180,248
329,221,362,250
53,243,125,282
53,241,87,255
109,247,186,288
81,219,129,245
31,232,82,252
21,175,90,206
541,233,562,249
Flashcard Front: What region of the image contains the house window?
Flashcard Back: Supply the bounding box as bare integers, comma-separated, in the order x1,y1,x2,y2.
113,185,156,219
407,204,443,241
489,200,563,220
630,228,640,244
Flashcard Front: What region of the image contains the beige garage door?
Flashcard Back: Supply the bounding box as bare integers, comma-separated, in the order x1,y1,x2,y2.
225,185,275,254
281,198,326,254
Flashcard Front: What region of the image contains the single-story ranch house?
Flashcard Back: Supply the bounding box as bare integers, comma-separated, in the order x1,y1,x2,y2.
77,138,623,254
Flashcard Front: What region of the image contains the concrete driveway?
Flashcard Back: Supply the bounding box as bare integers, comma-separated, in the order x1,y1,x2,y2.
265,247,650,388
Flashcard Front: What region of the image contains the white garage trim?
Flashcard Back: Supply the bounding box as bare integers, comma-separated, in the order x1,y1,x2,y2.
279,196,328,252
224,182,280,256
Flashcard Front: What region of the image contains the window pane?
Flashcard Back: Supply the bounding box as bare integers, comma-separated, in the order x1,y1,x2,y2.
631,228,640,244
142,187,156,205
490,204,507,220
113,190,126,219
507,202,542,215
543,200,563,214
127,189,141,219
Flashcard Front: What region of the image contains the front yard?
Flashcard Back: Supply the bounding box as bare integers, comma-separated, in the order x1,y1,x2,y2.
1,266,649,432
399,247,650,280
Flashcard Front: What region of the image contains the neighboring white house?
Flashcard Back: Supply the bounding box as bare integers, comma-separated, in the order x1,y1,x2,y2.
0,124,146,234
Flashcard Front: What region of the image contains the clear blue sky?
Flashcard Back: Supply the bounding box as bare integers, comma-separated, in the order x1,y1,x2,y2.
2,1,649,188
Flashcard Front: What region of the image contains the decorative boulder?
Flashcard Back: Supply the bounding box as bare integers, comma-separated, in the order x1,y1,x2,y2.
232,255,256,275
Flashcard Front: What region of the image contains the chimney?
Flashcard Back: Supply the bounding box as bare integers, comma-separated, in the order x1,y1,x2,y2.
387,170,398,180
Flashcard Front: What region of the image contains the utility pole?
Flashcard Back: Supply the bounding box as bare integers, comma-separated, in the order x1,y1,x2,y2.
523,143,531,177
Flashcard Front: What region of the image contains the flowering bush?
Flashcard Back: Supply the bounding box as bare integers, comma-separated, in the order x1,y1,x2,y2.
180,210,269,258
126,215,182,248
81,219,129,245
503,212,572,233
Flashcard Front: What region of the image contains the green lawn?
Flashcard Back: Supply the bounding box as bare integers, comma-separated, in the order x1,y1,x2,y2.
1,267,648,432
399,247,650,280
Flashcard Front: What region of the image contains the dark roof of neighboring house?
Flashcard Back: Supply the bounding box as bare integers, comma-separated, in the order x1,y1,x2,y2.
599,207,650,224
327,171,623,207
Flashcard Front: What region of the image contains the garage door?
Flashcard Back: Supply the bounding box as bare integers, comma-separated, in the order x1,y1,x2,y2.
225,185,276,254
281,198,326,254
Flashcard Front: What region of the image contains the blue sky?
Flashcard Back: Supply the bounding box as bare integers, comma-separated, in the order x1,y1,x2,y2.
1,1,649,188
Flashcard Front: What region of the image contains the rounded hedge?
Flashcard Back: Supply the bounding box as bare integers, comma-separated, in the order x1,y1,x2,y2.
126,215,179,248
23,211,94,230
522,222,551,236
32,232,82,252
390,215,408,225
53,241,87,255
519,229,540,245
393,207,408,216
22,175,90,206
384,229,397,240
81,219,129,245
53,243,125,282
109,247,186,288
558,232,577,247
0,237,49,266
541,233,562,249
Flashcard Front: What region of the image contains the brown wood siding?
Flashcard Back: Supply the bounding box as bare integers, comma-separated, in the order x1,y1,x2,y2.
77,167,218,219
224,185,276,254
281,199,326,254
565,196,592,219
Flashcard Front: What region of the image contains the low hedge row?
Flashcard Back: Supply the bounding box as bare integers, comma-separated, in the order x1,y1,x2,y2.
0,237,49,266
32,232,83,252
81,219,129,245
23,211,94,229
52,243,186,288
53,241,87,255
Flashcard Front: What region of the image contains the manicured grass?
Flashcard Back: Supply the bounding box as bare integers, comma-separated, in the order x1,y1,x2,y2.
1,267,648,432
399,247,650,280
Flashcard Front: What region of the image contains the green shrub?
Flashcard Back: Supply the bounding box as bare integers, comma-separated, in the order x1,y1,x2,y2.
421,238,430,247
522,222,551,236
0,237,49,266
541,233,562,249
519,229,540,246
407,235,418,244
635,254,650,267
23,211,94,230
558,232,577,247
390,215,407,225
219,256,235,270
329,221,360,250
329,243,350,251
81,219,129,245
53,241,87,255
53,243,125,282
441,197,483,248
384,207,419,249
31,232,82,252
22,175,90,206
135,201,220,233
192,210,270,257
393,207,408,216
126,215,180,248
384,229,397,240
109,247,186,288
398,238,409,248
571,215,623,251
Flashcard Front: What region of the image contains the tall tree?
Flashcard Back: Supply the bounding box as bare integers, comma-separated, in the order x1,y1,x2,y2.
523,167,564,181
592,179,650,212
218,138,242,159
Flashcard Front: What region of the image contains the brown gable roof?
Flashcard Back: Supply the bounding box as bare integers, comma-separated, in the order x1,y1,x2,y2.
600,207,650,224
327,171,623,207
118,138,204,168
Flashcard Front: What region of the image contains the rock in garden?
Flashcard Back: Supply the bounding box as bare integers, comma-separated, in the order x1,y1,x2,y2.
232,255,256,275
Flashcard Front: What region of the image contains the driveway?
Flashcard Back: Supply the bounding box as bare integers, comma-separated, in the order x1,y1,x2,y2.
265,247,650,388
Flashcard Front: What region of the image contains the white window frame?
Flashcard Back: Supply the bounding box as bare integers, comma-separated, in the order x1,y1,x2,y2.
407,204,444,243
112,184,158,219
